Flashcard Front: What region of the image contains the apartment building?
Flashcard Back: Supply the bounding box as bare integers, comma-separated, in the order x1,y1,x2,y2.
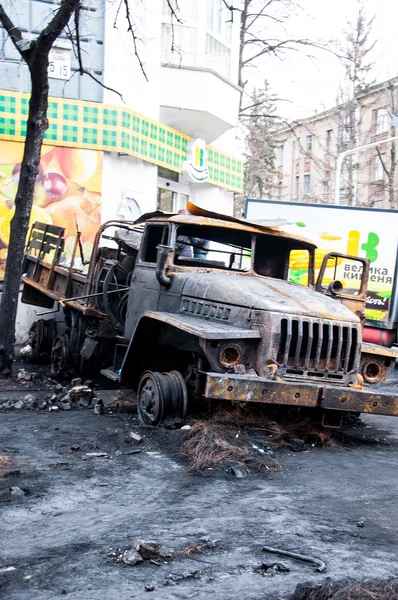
0,0,243,340
273,78,398,208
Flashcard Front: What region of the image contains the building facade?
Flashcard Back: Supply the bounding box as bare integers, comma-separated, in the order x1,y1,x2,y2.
273,78,398,209
0,0,244,341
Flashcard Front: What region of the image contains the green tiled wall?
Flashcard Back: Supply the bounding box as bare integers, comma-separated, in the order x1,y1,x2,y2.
0,90,244,192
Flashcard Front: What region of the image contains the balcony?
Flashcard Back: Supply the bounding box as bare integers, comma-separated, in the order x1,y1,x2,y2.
159,65,241,143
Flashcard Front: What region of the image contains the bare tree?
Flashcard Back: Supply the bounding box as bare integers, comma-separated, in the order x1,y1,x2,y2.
337,0,376,205
223,0,326,114
374,81,398,209
0,1,82,374
235,82,279,215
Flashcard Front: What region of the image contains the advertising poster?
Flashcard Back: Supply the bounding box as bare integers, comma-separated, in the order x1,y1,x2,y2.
246,200,398,323
0,140,102,281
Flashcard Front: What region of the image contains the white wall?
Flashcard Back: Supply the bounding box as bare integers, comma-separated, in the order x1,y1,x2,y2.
103,0,162,119
101,153,158,221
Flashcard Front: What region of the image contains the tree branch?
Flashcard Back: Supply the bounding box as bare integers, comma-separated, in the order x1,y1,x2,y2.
36,0,81,54
0,5,29,58
119,0,148,81
73,8,124,101
376,146,389,178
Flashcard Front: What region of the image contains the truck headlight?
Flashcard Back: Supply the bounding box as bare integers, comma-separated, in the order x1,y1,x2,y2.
219,344,242,369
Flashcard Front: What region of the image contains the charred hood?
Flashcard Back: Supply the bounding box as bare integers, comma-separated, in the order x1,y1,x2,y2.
180,272,359,323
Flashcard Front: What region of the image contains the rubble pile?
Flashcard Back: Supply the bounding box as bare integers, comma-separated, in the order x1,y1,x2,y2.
0,374,100,412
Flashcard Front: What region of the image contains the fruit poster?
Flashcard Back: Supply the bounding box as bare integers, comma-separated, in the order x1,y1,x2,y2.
0,141,102,281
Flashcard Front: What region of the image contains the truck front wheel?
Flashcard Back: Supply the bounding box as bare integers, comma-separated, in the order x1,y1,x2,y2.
137,370,188,426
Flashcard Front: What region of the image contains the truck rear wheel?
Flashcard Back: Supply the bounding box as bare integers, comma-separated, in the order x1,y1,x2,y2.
137,370,188,426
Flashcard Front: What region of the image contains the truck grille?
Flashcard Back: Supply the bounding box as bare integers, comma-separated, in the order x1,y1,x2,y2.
277,318,359,378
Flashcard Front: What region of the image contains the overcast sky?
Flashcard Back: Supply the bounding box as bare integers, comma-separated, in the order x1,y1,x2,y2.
255,0,398,120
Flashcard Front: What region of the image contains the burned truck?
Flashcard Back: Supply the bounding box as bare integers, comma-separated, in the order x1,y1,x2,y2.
21,203,398,426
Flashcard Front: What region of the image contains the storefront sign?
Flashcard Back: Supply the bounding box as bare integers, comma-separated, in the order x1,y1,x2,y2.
182,138,209,183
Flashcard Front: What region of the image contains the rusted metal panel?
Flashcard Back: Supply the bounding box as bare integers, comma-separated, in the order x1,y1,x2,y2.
205,372,398,417
204,372,321,406
21,278,100,317
142,311,261,340
321,387,398,416
361,343,398,358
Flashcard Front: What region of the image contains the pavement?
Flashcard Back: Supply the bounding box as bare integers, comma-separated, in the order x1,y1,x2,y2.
1,368,398,599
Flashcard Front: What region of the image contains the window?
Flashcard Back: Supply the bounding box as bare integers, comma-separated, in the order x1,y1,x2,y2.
205,0,232,78
278,144,284,167
278,181,283,201
326,130,332,153
158,188,173,212
373,154,385,181
175,224,252,272
294,138,301,160
339,108,350,143
340,107,361,144
207,0,231,43
295,176,300,199
325,172,331,193
306,135,312,152
376,108,389,135
205,35,230,78
161,24,197,67
304,174,311,196
142,226,169,263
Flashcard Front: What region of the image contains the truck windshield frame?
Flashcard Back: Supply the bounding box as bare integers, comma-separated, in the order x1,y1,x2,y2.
253,233,315,286
172,224,253,272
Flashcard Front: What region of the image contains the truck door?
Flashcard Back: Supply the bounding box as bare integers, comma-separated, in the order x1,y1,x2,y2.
316,252,370,322
124,223,170,340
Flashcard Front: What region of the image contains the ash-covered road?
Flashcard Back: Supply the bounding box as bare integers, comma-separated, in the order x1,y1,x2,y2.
1,397,398,600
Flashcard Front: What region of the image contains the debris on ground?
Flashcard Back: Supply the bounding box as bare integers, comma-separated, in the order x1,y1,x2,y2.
291,578,398,600
256,562,290,577
84,452,110,459
173,539,220,557
180,408,282,473
0,453,19,479
125,432,143,444
93,400,104,415
289,438,305,452
262,545,326,573
0,379,96,412
122,548,143,566
229,466,246,478
134,540,165,561
0,566,17,574
109,540,168,567
162,416,187,430
9,486,25,497
179,406,383,474
166,570,201,583
109,538,218,568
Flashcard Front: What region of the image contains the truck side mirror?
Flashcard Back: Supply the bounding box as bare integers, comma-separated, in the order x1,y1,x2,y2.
156,244,173,288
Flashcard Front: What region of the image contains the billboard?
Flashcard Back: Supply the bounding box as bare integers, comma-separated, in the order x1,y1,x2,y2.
0,141,102,281
246,200,398,324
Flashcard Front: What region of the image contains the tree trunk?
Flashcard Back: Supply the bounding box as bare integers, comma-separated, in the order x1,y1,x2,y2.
0,52,49,373
238,0,249,110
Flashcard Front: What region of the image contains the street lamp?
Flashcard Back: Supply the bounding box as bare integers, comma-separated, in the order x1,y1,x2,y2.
334,135,398,205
